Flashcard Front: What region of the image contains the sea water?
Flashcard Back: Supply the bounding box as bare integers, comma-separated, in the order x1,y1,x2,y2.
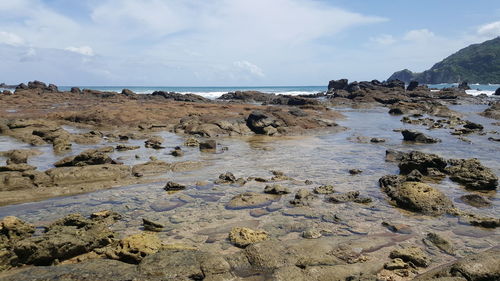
2,84,498,98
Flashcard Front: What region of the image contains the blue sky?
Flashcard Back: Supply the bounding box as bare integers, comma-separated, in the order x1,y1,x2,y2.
0,0,499,86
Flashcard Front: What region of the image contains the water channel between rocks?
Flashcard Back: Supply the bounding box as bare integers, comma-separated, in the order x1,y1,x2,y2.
0,105,498,258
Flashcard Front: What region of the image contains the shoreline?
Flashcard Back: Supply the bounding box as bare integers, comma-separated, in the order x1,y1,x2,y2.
0,80,499,280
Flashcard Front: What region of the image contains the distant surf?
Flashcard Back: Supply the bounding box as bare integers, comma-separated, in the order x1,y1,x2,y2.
2,84,497,99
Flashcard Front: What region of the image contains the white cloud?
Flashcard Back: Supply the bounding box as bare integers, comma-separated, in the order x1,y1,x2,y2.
0,31,24,46
370,34,396,45
65,46,95,56
403,29,435,42
233,61,265,77
477,21,500,37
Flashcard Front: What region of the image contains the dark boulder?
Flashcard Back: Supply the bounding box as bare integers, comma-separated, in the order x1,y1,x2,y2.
401,129,441,143
121,89,136,96
345,82,360,93
446,159,498,190
199,140,217,150
15,83,28,90
54,147,116,167
458,81,470,90
27,80,47,89
151,91,210,103
406,81,419,91
218,91,273,102
70,87,81,94
327,79,348,90
495,88,500,96
384,79,405,89
246,111,283,135
398,151,447,175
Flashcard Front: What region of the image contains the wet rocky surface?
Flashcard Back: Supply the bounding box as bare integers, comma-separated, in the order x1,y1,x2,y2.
0,81,499,280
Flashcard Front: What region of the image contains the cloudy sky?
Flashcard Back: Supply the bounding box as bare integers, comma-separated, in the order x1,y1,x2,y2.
1,0,499,86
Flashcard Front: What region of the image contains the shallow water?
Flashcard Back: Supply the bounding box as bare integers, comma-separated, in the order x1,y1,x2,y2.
0,105,498,257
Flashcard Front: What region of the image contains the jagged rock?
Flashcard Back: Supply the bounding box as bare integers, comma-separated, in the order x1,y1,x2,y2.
151,91,210,102
406,81,419,91
328,79,348,90
164,181,186,191
121,89,135,96
142,219,164,232
390,246,430,267
384,258,409,270
402,129,441,143
398,151,447,175
115,145,140,151
246,111,284,135
145,136,164,149
406,169,424,182
313,185,334,194
458,81,470,90
0,216,35,243
380,179,453,216
105,232,161,264
446,159,498,190
170,146,184,157
228,227,269,248
264,184,290,195
13,214,115,266
184,137,199,146
218,91,273,102
54,147,116,167
348,168,363,175
290,188,315,206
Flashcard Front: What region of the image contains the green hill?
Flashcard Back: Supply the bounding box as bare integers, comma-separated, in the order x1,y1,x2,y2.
388,37,500,84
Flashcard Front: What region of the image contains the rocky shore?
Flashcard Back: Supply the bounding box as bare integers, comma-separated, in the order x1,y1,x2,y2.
0,80,499,280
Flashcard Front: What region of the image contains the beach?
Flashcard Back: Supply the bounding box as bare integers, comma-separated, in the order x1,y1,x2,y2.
0,80,498,280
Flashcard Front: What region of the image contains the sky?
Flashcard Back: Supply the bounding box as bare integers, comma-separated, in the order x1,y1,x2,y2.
0,0,499,86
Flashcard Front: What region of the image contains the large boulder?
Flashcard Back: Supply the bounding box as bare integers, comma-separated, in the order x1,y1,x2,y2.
398,151,447,175
380,179,453,216
246,111,284,135
228,227,269,248
0,216,35,244
406,81,419,91
218,91,273,102
13,214,116,265
105,232,161,264
54,147,116,167
446,159,498,190
458,81,470,90
495,88,500,96
151,91,210,103
401,129,441,143
328,79,348,91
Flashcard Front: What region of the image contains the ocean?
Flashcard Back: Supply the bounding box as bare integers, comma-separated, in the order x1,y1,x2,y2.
4,84,499,99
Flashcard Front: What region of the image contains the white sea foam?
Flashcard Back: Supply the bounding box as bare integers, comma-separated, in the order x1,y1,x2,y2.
465,89,495,96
